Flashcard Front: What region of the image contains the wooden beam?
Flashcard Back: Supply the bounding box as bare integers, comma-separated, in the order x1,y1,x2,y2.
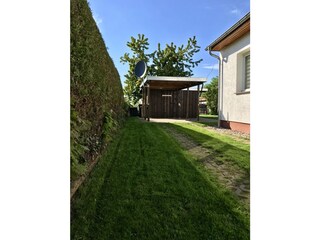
197,84,200,121
180,90,183,119
148,80,206,90
147,84,150,121
142,85,146,119
186,87,189,119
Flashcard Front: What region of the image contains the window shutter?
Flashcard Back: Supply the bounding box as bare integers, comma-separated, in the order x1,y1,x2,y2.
245,55,250,89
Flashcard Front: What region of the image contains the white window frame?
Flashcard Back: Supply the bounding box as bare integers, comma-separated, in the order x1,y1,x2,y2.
236,48,250,94
243,53,250,91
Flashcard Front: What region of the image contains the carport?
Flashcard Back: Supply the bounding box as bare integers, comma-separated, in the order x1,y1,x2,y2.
140,76,207,121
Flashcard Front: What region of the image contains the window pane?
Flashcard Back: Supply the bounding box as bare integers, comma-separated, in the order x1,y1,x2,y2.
245,55,250,89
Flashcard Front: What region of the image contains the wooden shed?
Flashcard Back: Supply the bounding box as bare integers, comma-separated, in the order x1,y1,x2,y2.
140,76,207,120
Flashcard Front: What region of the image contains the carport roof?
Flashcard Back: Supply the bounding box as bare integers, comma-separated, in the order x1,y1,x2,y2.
140,76,207,90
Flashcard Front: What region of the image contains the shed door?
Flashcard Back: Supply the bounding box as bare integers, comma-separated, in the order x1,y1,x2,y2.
162,90,173,118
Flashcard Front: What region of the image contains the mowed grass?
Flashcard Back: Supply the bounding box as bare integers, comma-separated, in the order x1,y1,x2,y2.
199,114,218,119
167,123,250,173
71,117,249,240
197,120,218,127
198,114,218,127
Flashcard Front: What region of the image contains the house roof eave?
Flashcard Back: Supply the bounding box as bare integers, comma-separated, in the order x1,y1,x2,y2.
205,12,250,52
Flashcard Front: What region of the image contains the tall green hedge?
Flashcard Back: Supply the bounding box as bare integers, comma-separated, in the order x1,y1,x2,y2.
71,0,125,180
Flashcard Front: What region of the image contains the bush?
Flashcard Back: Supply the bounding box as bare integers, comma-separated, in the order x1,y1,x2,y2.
71,0,125,180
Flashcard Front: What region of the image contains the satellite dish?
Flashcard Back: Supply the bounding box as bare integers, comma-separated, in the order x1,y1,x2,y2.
134,60,147,78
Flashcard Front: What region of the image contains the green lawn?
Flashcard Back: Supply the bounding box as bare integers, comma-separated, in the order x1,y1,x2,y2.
199,114,218,119
168,123,250,173
196,120,218,127
197,114,218,127
71,117,249,240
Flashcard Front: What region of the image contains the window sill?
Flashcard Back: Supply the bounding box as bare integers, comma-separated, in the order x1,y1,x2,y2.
235,90,250,95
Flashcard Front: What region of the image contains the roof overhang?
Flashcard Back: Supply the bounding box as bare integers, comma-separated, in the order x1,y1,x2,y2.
140,76,207,90
205,12,250,51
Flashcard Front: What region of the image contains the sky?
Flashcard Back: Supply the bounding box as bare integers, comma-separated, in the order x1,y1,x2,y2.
87,0,250,85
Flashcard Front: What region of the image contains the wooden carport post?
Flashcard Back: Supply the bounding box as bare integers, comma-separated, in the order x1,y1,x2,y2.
197,84,200,121
146,83,150,121
142,84,146,120
186,87,189,119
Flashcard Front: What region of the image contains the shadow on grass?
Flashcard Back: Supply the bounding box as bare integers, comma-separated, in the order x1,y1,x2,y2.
71,118,250,240
164,123,250,173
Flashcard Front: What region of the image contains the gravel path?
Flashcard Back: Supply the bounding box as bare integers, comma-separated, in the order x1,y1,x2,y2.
195,124,250,144
140,117,250,143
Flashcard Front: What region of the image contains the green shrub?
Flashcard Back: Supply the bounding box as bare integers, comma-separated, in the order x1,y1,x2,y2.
71,0,125,181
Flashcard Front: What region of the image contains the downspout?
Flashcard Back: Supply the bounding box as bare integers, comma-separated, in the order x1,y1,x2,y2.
208,49,221,128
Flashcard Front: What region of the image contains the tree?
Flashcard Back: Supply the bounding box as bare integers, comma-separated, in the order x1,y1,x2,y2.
121,34,203,106
204,77,218,115
149,36,202,77
120,34,151,106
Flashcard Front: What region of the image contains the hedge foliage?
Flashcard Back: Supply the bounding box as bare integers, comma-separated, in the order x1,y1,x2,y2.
71,0,125,180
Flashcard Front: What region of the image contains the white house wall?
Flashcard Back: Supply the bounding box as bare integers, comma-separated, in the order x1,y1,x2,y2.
220,33,250,124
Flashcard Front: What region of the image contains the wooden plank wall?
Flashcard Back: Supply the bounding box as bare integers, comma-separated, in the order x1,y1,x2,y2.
149,89,199,118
